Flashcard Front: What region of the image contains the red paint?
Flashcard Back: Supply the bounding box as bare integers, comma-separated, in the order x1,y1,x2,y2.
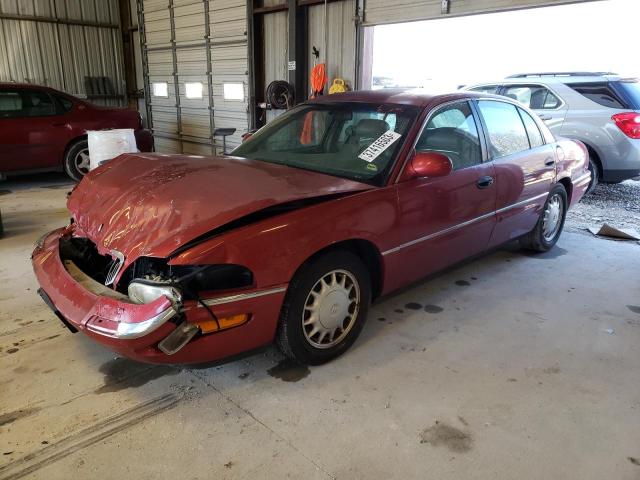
0,83,152,174
32,90,590,365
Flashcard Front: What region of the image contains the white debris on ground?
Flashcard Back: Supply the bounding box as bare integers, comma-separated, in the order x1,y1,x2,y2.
566,179,640,233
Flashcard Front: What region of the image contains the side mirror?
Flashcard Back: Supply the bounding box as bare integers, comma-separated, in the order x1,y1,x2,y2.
407,151,453,179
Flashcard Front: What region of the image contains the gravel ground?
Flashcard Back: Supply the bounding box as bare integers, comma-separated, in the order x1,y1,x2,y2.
565,178,640,236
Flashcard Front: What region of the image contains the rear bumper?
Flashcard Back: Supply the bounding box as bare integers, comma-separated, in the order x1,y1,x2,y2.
134,129,154,152
570,171,591,207
31,229,287,364
598,139,640,182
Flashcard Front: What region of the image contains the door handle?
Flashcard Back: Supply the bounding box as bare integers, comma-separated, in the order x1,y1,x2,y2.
544,158,555,166
476,175,494,189
538,114,552,121
52,122,67,127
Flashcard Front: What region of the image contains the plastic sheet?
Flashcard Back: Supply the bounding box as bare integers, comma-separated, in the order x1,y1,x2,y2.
87,129,138,170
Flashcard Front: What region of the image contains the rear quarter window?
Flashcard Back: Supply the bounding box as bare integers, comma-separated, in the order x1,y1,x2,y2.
612,80,640,109
54,94,74,112
565,82,627,109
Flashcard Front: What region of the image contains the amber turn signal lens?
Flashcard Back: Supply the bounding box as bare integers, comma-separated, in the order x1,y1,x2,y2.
196,314,249,334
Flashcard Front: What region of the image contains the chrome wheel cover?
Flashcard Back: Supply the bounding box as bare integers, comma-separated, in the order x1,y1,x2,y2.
74,148,90,175
302,269,360,349
542,193,563,242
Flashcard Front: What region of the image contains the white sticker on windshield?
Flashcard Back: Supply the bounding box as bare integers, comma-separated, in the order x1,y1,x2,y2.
358,130,402,163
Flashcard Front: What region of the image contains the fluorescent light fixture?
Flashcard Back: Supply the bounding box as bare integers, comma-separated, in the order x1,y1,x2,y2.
185,82,203,99
152,82,168,97
223,83,244,101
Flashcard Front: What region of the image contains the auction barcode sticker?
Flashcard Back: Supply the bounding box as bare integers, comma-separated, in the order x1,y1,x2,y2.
358,130,402,163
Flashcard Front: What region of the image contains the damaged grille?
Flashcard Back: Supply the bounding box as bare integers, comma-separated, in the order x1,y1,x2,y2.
59,237,254,297
59,237,122,287
104,250,125,286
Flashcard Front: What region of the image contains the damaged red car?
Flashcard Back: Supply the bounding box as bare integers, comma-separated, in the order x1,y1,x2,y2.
32,90,590,365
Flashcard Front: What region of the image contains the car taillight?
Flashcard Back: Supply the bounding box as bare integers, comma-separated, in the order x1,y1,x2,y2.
611,112,640,139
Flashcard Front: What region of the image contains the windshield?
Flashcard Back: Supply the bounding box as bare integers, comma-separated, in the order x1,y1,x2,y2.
232,102,419,185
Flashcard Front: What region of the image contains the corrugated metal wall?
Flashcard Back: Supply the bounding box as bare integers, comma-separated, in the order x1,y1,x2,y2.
0,0,126,106
139,0,249,155
307,0,356,90
261,0,356,121
363,0,598,26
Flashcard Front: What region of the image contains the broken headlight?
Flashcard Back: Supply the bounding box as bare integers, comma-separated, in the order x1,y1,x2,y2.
128,280,182,306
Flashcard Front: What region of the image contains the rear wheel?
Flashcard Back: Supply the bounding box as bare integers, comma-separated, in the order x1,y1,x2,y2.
586,150,600,194
276,250,371,365
520,184,567,253
64,140,90,182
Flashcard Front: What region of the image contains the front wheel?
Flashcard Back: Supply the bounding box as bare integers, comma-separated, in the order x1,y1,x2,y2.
276,250,371,365
520,184,568,253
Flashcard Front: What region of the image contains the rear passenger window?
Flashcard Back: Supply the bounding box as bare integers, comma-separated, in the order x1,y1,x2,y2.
21,90,56,117
469,85,500,94
503,85,561,110
416,101,482,170
477,100,530,159
517,108,545,148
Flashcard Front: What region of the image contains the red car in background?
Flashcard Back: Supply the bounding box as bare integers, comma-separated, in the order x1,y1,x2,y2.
32,90,590,366
0,83,153,181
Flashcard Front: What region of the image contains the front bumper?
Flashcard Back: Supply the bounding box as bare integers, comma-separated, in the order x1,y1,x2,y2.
31,229,287,364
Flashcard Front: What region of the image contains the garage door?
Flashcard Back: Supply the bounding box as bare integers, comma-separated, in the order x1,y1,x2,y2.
140,0,248,155
363,0,597,26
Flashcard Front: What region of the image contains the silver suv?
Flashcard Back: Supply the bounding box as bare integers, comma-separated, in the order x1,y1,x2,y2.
463,72,640,192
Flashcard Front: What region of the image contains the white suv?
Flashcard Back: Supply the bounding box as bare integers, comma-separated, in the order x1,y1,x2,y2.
464,72,640,192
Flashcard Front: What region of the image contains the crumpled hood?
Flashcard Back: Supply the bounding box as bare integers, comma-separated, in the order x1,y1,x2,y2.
68,153,371,260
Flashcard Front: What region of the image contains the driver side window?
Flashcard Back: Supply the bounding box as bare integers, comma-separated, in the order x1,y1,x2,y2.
416,102,482,170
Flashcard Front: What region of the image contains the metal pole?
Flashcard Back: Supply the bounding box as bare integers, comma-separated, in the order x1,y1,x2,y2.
136,0,153,131
203,0,216,156
168,0,183,153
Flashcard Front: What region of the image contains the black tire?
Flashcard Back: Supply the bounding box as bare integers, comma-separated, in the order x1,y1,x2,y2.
586,153,599,194
520,184,568,253
64,139,90,182
276,250,371,365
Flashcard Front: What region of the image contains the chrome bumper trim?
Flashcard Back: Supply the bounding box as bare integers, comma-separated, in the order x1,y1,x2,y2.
86,306,177,339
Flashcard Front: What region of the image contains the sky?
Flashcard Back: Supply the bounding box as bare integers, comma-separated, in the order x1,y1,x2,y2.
372,0,640,90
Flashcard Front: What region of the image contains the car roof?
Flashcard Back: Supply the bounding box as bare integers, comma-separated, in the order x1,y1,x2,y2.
307,89,486,108
0,82,53,90
471,73,636,86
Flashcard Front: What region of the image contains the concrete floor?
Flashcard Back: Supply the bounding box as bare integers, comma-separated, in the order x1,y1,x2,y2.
1,174,640,480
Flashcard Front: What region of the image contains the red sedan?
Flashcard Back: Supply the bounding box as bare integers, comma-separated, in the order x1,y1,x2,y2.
32,90,590,365
0,83,153,181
